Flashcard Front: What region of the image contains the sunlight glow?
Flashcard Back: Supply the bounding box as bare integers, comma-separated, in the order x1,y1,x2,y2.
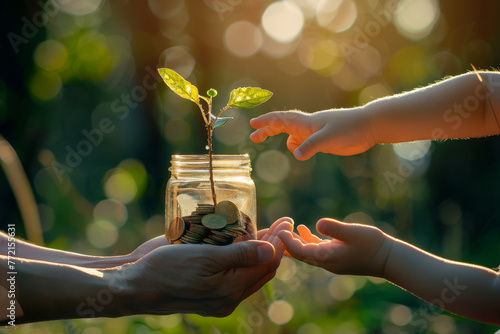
224,21,263,58
86,219,118,249
268,300,294,325
104,168,137,204
394,0,440,40
316,0,358,33
389,304,412,326
59,0,103,16
262,1,305,43
34,40,68,71
93,199,128,227
393,141,431,161
255,150,290,183
328,275,356,300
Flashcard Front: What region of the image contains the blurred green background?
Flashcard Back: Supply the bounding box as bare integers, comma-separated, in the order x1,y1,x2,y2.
1,0,500,333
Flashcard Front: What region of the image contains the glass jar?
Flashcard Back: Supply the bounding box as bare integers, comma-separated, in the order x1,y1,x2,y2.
165,154,256,245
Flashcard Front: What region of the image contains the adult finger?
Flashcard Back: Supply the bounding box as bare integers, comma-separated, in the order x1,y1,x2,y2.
263,217,294,242
213,240,276,271
257,229,269,240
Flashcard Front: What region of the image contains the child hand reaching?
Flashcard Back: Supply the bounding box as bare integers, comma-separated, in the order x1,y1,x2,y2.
275,219,500,325
250,71,500,160
250,108,376,160
278,218,392,277
278,220,391,277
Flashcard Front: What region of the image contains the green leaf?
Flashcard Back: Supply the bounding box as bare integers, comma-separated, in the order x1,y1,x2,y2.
211,114,233,129
158,68,199,105
227,87,273,108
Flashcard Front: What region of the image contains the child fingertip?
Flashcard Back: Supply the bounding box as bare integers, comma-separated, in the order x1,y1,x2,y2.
293,148,304,159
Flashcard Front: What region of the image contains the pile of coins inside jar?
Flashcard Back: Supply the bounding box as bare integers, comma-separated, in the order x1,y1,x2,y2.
166,200,255,245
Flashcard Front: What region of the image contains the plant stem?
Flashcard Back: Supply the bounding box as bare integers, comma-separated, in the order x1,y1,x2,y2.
201,97,217,206
207,125,217,206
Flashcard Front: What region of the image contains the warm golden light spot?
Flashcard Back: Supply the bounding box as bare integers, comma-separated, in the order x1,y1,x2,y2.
86,219,118,249
224,21,262,58
34,40,68,71
268,300,294,325
394,0,439,40
262,1,304,43
104,168,137,204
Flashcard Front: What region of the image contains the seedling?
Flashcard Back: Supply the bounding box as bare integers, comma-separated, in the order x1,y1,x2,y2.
158,68,272,245
158,68,272,205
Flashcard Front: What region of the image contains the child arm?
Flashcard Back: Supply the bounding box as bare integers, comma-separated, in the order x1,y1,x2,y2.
278,219,500,325
368,71,500,143
384,237,500,324
250,71,500,160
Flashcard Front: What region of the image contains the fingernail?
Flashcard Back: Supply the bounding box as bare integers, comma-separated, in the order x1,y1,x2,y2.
294,149,303,159
257,244,274,263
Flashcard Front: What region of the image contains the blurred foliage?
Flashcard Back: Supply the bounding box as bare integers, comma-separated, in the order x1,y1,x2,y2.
1,0,500,333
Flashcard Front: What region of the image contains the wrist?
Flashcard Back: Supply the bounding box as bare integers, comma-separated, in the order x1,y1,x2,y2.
369,233,395,278
362,102,383,146
96,266,137,318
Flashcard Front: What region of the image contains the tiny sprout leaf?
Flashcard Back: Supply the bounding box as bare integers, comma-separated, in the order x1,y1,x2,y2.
211,114,233,129
207,89,218,97
158,68,199,105
227,87,273,108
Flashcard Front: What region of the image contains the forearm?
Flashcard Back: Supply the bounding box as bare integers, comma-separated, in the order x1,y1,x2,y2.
366,71,500,143
383,237,500,324
1,256,133,324
0,231,130,268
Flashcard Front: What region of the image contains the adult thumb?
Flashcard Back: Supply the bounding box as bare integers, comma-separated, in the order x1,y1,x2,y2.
218,241,275,269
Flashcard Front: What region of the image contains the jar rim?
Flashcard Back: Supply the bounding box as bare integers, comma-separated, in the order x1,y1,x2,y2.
171,154,250,160
169,154,252,172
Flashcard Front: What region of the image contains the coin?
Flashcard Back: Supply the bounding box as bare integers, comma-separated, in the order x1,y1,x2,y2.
215,201,239,224
201,213,227,229
167,217,186,241
189,223,210,235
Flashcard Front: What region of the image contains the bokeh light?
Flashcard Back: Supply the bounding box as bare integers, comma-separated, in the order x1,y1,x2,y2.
432,315,456,334
328,275,357,301
388,304,412,326
29,70,62,100
59,0,103,16
255,150,290,183
34,40,68,71
267,300,294,325
86,219,119,249
316,0,358,33
4,0,499,332
148,0,185,20
275,257,297,281
394,0,440,40
297,322,323,334
262,1,304,43
224,21,263,58
104,168,138,204
93,199,128,227
299,39,344,76
158,46,195,79
393,141,432,161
